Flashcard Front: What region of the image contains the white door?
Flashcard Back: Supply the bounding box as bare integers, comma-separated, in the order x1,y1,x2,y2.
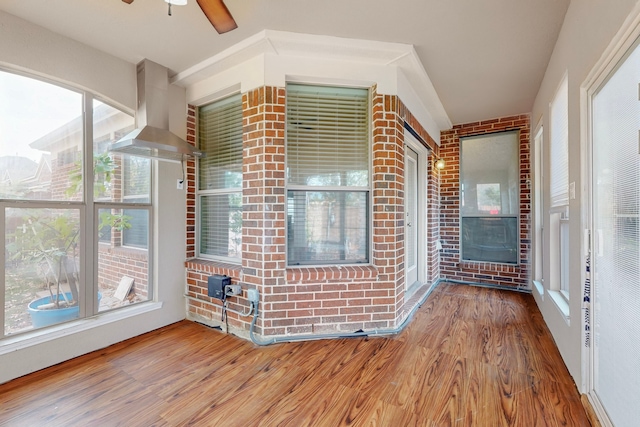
590,38,640,427
405,146,418,289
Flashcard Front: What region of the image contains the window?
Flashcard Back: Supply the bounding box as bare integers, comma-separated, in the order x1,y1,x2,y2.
286,84,369,265
549,75,570,299
460,131,519,264
1,70,152,336
92,100,151,312
550,76,569,209
197,94,243,261
122,156,151,248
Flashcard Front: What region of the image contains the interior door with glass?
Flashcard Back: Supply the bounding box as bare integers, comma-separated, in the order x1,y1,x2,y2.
590,37,640,427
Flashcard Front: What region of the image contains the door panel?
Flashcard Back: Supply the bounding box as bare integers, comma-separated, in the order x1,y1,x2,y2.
406,147,418,289
591,38,640,427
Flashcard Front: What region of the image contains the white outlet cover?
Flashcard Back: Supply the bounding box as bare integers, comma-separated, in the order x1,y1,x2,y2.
569,181,576,199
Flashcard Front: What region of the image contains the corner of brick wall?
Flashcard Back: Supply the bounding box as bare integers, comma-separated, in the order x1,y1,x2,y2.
184,85,444,340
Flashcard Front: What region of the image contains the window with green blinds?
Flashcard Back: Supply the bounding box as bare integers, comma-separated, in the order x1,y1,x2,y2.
197,94,243,261
286,84,370,265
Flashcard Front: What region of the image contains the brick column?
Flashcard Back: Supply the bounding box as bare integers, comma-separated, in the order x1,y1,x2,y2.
371,91,406,320
242,87,287,336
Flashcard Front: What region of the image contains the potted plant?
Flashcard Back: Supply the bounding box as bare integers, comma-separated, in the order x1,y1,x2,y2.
19,212,83,327
7,153,127,329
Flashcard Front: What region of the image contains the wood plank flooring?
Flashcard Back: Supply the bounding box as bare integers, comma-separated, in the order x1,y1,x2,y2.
0,283,590,426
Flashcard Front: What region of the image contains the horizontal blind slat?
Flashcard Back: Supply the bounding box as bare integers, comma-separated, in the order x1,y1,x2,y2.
198,94,243,191
287,84,369,187
550,78,569,208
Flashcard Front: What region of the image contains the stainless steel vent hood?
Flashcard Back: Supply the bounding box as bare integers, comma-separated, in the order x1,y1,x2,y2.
110,59,203,162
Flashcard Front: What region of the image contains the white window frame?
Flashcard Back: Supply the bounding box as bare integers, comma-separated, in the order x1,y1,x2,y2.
532,124,545,300
0,68,153,338
459,131,520,265
548,73,571,308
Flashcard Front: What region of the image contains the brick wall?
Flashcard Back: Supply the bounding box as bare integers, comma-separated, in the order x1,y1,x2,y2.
185,85,441,338
439,115,531,289
98,245,148,298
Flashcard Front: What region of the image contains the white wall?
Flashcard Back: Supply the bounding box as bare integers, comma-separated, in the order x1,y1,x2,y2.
531,0,639,390
0,11,187,384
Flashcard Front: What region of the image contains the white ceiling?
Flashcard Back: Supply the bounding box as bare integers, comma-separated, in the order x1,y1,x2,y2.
0,0,570,126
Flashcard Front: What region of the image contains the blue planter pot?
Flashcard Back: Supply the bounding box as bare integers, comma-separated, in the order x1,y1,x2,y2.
28,292,101,328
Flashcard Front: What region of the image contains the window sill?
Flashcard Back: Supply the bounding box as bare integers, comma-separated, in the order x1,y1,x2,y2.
99,244,148,258
287,264,379,282
459,260,520,272
0,301,163,356
548,290,570,325
185,258,241,270
532,280,544,301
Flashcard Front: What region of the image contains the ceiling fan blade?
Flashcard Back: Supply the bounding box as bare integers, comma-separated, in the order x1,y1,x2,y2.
122,0,134,4
196,0,238,34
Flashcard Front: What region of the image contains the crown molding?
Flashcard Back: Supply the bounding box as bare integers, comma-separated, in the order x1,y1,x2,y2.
171,29,451,131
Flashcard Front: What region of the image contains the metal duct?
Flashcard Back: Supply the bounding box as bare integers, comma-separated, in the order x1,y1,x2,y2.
109,59,203,162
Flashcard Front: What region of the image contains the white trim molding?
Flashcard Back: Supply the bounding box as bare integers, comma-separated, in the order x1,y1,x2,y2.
172,30,451,141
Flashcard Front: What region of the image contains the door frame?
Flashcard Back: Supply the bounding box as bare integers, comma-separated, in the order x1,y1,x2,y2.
404,129,428,298
405,145,419,290
581,3,640,424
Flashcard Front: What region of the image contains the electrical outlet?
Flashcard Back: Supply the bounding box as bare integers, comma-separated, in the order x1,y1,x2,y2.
177,179,184,190
225,284,242,297
247,288,259,303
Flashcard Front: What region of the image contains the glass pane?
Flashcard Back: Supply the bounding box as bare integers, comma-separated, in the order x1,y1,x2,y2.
92,100,145,203
476,183,502,214
560,218,569,295
461,217,518,264
5,208,81,334
199,94,243,191
550,77,569,208
0,70,83,201
461,132,519,216
200,193,242,259
122,208,149,248
123,157,151,202
97,207,150,312
287,84,369,187
287,190,368,265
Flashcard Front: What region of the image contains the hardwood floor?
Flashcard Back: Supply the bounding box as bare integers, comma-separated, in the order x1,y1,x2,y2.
0,283,590,426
